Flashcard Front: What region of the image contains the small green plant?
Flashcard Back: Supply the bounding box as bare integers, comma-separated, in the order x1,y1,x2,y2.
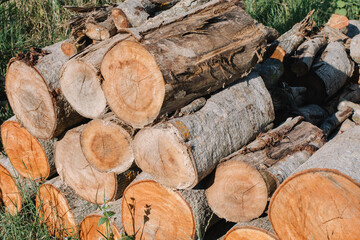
96,197,117,240
334,0,360,18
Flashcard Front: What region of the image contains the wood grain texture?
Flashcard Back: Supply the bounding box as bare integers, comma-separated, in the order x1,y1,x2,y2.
133,72,274,189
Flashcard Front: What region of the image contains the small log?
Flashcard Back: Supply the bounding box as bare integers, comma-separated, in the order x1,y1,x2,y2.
320,106,353,138
5,41,85,139
101,0,268,128
79,199,123,240
121,172,216,240
348,20,360,38
350,34,360,64
0,156,22,215
36,176,97,238
80,112,135,173
269,126,360,240
223,217,277,240
55,125,136,204
206,118,324,222
327,13,349,34
1,117,56,181
291,37,327,77
133,72,274,189
321,25,349,43
295,104,328,126
61,35,92,57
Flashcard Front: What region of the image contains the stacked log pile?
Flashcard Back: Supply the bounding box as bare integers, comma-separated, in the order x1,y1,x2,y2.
1,0,360,238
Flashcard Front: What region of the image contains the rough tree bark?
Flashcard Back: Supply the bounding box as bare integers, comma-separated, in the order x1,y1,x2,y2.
133,72,274,189
101,0,268,128
80,112,135,173
1,116,56,181
121,172,215,240
206,117,324,222
350,34,360,64
269,126,360,240
36,176,97,238
5,41,84,139
55,125,136,204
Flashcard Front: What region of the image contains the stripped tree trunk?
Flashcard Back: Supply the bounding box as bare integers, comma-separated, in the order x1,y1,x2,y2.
121,172,215,240
80,112,135,173
5,41,84,139
101,0,268,128
55,125,136,204
133,72,274,189
79,199,123,240
206,117,324,222
1,116,56,181
36,176,97,238
291,37,326,77
223,217,277,240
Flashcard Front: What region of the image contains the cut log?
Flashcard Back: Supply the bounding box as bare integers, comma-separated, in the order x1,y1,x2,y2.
350,34,360,64
5,42,84,139
206,118,324,222
269,126,360,240
1,117,56,181
101,0,268,128
291,37,327,77
80,112,135,173
327,13,349,34
295,104,328,126
348,20,360,38
0,156,22,215
55,125,136,204
79,198,123,240
133,72,274,189
256,10,315,88
60,33,131,119
61,35,92,57
121,172,215,240
338,118,356,134
36,176,97,238
320,106,353,138
223,217,277,240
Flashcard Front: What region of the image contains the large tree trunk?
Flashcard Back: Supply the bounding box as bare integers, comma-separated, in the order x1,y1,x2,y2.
55,125,136,204
5,41,85,140
101,0,268,128
0,156,23,215
206,117,324,222
133,72,274,189
1,116,56,181
269,126,360,240
80,112,135,173
79,199,123,240
121,172,215,240
223,217,277,240
36,176,97,238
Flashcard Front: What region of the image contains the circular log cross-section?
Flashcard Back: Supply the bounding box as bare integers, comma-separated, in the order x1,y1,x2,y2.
224,226,277,240
269,169,360,240
101,0,267,128
1,120,55,181
5,41,84,139
79,215,122,240
81,116,134,173
55,125,118,204
0,160,21,215
122,180,195,239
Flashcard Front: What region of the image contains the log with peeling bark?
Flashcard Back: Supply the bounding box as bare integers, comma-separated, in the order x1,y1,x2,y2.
80,112,135,173
269,127,360,240
133,72,274,189
121,172,216,240
0,156,23,215
5,42,85,140
291,36,326,77
36,176,97,238
256,10,315,88
1,117,56,181
101,0,268,128
320,106,353,138
350,34,360,64
55,125,137,204
327,13,349,34
348,20,360,38
79,199,123,239
206,117,324,222
223,217,277,240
